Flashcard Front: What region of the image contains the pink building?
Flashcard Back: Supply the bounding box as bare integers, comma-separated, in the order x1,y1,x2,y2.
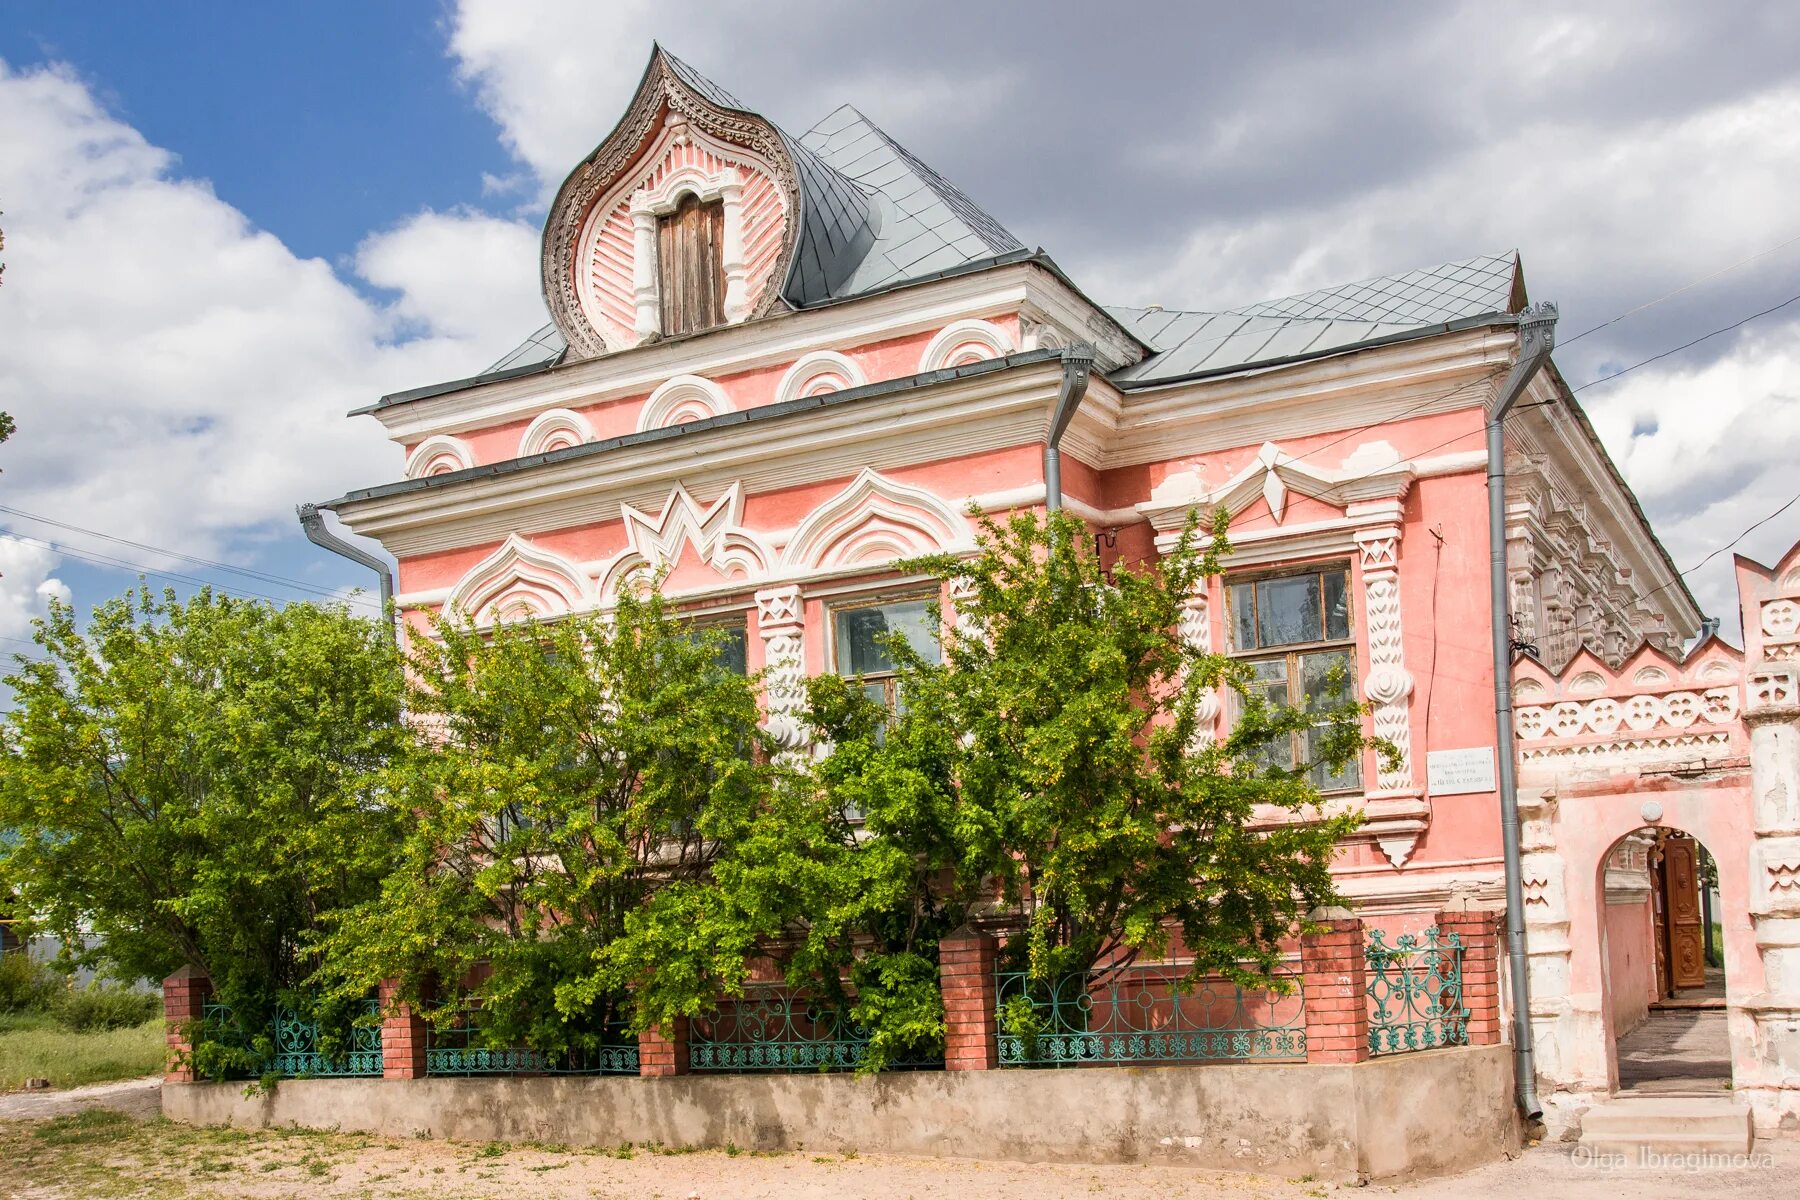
317,48,1800,1139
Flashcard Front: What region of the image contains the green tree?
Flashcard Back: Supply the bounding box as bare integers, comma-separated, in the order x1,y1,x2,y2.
318,587,789,1061
0,589,407,1057
791,508,1368,1060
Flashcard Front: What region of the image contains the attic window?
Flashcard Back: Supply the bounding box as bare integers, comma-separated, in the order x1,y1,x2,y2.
657,193,726,336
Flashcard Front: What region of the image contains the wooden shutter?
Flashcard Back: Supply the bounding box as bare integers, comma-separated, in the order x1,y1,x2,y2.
657,194,725,336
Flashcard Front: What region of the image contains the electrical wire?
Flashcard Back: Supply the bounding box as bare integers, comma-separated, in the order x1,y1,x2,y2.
1571,288,1800,393
1560,230,1800,347
0,503,359,602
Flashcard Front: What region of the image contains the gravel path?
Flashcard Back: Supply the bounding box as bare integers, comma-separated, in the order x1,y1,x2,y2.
0,1074,161,1121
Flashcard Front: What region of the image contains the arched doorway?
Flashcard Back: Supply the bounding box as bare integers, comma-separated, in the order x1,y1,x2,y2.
1597,826,1730,1094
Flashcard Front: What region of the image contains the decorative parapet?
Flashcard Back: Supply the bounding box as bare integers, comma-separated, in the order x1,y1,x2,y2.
1511,639,1748,771
1736,542,1800,667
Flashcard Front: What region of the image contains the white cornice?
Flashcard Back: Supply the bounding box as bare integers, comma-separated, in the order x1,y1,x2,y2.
338,359,1067,557
366,263,1137,445
1507,371,1702,634
1103,326,1512,469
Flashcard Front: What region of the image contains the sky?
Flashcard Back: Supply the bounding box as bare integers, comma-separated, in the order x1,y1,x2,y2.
1,0,1798,658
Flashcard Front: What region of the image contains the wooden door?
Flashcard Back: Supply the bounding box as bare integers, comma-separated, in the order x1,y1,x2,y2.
1650,848,1671,999
657,194,725,336
1661,835,1706,990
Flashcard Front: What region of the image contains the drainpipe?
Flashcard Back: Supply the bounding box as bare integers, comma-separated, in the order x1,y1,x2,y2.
1486,301,1558,1120
1043,345,1096,512
297,502,395,640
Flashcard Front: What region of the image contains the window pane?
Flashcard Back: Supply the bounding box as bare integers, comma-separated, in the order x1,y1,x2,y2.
711,624,748,676
1256,573,1322,647
1299,650,1355,710
1229,581,1257,651
1324,569,1350,641
835,599,940,676
1238,658,1292,771
1299,649,1361,791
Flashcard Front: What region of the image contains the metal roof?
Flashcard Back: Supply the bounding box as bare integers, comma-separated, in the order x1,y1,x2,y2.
799,105,1024,297
1109,252,1525,385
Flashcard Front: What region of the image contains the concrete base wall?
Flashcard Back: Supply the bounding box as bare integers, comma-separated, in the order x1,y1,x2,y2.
163,1044,1518,1183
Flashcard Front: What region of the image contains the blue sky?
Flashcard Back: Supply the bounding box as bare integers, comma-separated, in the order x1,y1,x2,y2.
1,1,1798,662
2,2,506,264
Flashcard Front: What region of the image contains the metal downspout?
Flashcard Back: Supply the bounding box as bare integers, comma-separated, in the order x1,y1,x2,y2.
1486,302,1558,1120
1043,345,1096,512
297,503,395,640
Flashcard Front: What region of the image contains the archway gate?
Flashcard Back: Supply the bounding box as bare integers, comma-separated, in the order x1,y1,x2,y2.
1508,540,1800,1137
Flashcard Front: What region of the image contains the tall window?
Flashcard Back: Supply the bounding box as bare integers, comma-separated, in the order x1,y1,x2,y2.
657,193,725,336
1227,564,1361,792
830,595,941,712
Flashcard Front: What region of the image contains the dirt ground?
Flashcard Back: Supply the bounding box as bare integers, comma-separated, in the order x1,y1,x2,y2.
2,1079,1797,1200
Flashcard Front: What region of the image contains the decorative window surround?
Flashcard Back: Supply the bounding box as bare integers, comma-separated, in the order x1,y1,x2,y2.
1179,586,1218,747
774,351,867,403
755,584,808,756
1140,440,1425,866
638,374,733,432
404,434,475,479
918,318,1013,372
629,161,751,337
518,408,594,458
443,534,591,626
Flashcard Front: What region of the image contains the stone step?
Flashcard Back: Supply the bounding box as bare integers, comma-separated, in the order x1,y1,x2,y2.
1578,1095,1753,1158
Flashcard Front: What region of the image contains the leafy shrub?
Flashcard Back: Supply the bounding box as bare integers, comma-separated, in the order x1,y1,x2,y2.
0,952,63,1014
55,984,160,1032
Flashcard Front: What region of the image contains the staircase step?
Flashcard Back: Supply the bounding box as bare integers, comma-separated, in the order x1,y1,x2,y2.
1578,1096,1753,1157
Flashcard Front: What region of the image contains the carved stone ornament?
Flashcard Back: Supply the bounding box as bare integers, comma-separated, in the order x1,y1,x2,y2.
541,49,801,359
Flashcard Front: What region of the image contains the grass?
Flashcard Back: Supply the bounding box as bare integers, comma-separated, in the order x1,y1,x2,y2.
0,1015,163,1091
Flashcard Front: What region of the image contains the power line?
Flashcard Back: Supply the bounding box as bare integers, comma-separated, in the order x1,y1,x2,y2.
1561,230,1800,347
0,503,362,603
1571,288,1800,393
0,528,369,610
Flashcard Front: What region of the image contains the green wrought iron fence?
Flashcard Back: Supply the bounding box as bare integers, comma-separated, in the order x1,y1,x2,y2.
994,960,1307,1068
197,998,383,1079
424,1009,639,1076
1365,926,1468,1056
688,987,941,1073
271,999,383,1077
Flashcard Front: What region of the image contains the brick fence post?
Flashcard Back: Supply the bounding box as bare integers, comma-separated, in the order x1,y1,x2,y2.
1435,907,1502,1046
162,965,211,1083
939,925,998,1071
639,1017,689,1077
379,978,430,1079
1300,910,1369,1064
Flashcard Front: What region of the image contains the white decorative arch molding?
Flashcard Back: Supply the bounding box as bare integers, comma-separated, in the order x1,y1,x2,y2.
595,482,775,599
404,434,475,479
774,351,867,403
782,468,970,573
445,535,591,626
519,408,594,458
637,374,732,432
918,319,1013,373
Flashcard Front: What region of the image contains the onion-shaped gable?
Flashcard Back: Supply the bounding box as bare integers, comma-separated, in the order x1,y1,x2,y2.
540,45,876,359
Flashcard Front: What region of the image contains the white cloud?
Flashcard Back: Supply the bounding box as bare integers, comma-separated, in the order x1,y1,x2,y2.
0,536,67,639
0,61,545,588
1583,325,1800,630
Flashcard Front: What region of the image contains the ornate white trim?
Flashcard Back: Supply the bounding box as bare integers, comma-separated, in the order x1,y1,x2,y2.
638,374,732,432
595,482,775,598
1356,524,1415,794
518,408,593,458
755,584,809,755
918,318,1013,372
782,467,971,572
1139,440,1414,533
774,351,867,403
404,434,475,479
1179,584,1219,746
444,535,590,625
